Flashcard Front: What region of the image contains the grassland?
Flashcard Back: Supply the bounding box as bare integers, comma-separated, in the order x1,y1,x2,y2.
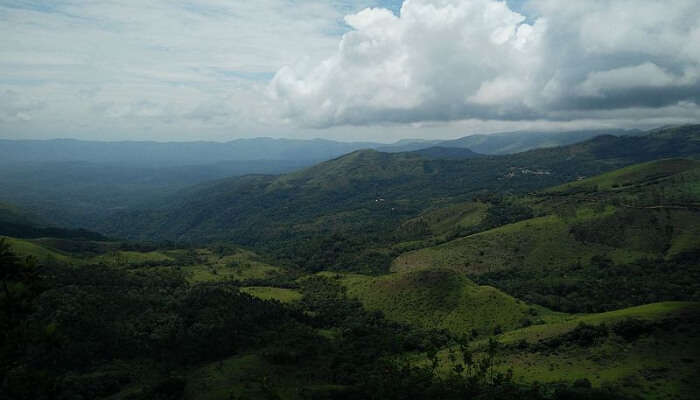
2,236,286,287
2,236,78,264
496,302,700,400
320,269,558,336
419,302,700,400
549,158,700,192
496,302,699,345
240,287,302,303
183,248,283,284
390,159,700,313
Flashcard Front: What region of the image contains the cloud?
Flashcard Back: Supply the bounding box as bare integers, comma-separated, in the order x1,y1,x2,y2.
1,0,699,141
0,0,391,140
0,90,45,121
271,0,700,127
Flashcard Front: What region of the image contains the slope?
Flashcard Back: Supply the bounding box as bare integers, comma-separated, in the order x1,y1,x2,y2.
320,269,558,336
393,158,700,312
427,302,700,400
436,128,643,155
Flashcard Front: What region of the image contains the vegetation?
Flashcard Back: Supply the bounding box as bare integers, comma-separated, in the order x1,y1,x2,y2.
322,269,557,336
2,126,700,399
395,158,700,312
93,126,700,275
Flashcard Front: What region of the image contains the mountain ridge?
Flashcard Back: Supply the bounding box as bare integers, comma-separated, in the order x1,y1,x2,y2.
93,125,700,273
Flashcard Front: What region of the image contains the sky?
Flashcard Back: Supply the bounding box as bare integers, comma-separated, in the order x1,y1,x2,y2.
1,0,699,143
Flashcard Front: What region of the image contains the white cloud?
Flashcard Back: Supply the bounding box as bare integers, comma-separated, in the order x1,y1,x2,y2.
0,0,388,140
576,63,677,97
272,0,700,127
1,0,699,141
0,90,45,122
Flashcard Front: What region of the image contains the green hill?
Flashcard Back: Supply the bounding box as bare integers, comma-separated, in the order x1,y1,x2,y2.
427,302,700,400
320,269,558,336
1,236,78,265
393,158,700,312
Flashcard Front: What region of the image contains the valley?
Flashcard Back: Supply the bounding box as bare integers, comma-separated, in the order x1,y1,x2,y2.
1,126,699,399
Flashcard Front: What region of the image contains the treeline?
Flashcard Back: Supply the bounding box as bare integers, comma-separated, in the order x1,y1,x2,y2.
475,252,700,313
0,221,107,241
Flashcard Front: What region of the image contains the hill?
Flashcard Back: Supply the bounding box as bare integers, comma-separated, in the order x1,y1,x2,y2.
409,146,484,159
96,125,700,273
429,128,642,155
319,269,557,336
377,128,642,155
393,158,700,312
0,202,107,241
427,302,700,400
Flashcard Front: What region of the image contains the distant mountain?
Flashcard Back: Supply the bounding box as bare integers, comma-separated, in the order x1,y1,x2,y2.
0,126,680,234
95,125,700,273
409,146,483,160
0,129,641,166
0,201,106,240
434,128,643,155
0,159,313,229
0,137,380,167
377,139,444,153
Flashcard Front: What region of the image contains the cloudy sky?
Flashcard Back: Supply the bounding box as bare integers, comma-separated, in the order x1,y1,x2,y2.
1,0,699,142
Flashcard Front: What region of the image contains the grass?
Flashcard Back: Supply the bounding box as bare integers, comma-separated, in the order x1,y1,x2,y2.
496,302,699,345
2,236,287,288
391,212,645,276
2,236,77,264
89,250,174,265
240,286,302,303
500,332,700,400
322,269,558,336
185,249,282,283
391,159,700,284
184,353,336,400
401,201,488,237
423,302,700,400
494,302,700,400
549,159,700,192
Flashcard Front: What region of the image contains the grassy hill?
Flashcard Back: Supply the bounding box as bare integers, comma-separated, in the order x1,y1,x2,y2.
393,158,700,312
425,302,700,400
320,269,559,336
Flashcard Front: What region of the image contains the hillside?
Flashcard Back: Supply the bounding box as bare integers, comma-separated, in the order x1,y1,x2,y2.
393,158,700,312
377,128,642,155
428,302,700,400
0,201,107,241
434,128,643,155
95,125,700,273
320,269,557,336
409,146,484,160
